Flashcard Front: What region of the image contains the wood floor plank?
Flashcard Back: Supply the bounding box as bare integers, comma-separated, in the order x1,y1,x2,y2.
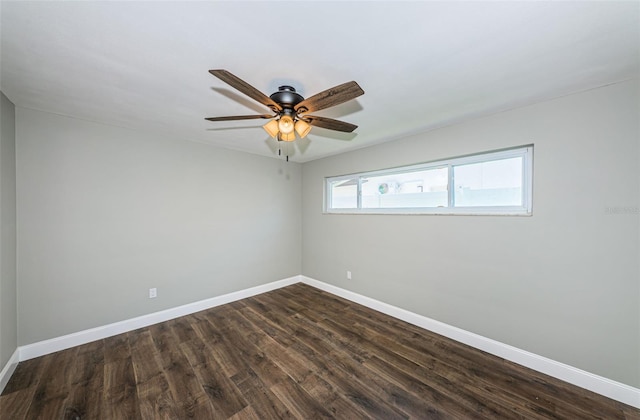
104,333,131,364
190,318,225,348
269,375,334,419
326,346,454,419
149,322,217,418
57,340,105,419
298,372,373,419
60,376,104,420
241,326,314,384
226,404,261,420
285,313,469,418
104,357,142,420
236,303,297,348
278,284,351,316
167,316,200,343
71,339,105,385
231,368,296,419
24,347,79,419
265,328,377,418
2,282,638,419
0,386,36,418
260,317,410,420
192,318,259,382
134,374,181,420
180,337,248,419
0,354,51,395
128,330,182,419
367,320,613,419
338,322,535,418
365,352,522,419
315,283,630,419
212,316,292,389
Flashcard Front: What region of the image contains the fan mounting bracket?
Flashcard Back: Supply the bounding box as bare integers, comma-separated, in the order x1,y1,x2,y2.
270,86,304,110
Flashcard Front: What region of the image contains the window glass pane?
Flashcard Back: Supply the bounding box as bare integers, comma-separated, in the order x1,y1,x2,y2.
329,178,358,209
361,167,448,208
325,146,532,215
453,157,522,207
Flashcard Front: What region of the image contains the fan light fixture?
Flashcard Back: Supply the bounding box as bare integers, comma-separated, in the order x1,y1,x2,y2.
263,116,311,141
278,115,294,134
279,132,296,142
206,70,364,159
294,119,311,138
263,120,279,138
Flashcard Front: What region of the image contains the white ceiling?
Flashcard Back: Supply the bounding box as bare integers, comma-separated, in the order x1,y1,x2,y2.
1,1,638,162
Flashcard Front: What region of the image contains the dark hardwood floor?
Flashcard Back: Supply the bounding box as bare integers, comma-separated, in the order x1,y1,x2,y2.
1,283,638,419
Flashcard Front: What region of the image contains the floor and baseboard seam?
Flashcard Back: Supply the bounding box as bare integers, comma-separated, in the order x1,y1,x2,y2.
3,274,638,408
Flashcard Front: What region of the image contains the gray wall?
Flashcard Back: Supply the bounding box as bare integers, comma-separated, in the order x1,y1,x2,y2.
302,79,640,388
16,108,301,345
0,92,17,369
9,80,640,390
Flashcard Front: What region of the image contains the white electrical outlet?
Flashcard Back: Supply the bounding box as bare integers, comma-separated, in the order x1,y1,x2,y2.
149,288,157,298
347,270,352,280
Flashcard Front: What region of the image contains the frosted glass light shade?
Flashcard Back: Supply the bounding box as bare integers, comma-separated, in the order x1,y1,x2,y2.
263,119,279,138
278,115,295,134
295,119,311,138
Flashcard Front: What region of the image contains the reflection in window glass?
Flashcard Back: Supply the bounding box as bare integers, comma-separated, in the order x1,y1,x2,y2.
361,168,448,208
453,157,522,207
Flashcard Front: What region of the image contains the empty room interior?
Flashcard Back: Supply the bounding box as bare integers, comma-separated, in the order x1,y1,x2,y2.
0,1,639,418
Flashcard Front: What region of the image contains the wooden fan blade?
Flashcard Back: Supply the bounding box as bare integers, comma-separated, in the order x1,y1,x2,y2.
209,69,282,112
305,115,358,133
205,114,274,122
295,81,364,113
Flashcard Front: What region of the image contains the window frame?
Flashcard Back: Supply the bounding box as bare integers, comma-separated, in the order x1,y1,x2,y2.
324,145,533,216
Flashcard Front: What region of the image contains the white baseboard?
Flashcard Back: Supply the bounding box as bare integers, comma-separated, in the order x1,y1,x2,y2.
8,274,639,409
18,276,300,361
300,276,640,409
0,348,20,394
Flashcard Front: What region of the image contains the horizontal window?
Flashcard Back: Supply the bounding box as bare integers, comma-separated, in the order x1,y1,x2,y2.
325,146,533,215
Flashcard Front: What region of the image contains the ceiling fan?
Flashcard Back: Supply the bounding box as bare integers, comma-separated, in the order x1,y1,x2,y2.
205,70,364,154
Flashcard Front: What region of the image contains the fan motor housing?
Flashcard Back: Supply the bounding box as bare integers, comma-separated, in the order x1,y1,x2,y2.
270,86,304,108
